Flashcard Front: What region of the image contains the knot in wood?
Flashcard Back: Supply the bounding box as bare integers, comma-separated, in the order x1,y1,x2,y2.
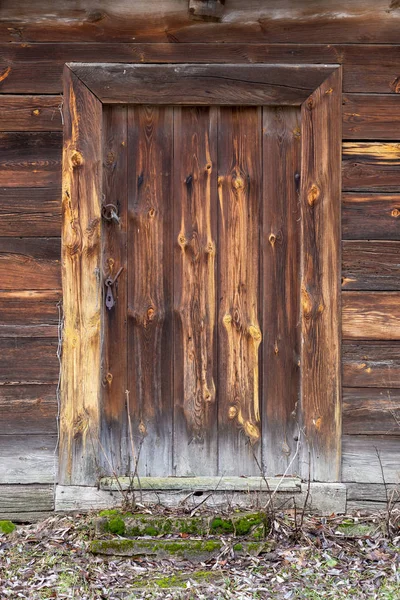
32,108,41,116
71,150,84,167
228,405,238,419
307,183,320,206
269,233,276,247
106,372,113,385
232,174,244,190
148,207,156,218
306,96,314,110
178,234,187,247
248,325,262,341
325,87,334,95
223,313,232,326
138,421,147,436
244,421,260,442
390,76,400,93
147,306,155,321
313,417,322,431
391,208,400,217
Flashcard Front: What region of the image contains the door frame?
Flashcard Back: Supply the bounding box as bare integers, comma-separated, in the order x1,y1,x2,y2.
60,62,342,486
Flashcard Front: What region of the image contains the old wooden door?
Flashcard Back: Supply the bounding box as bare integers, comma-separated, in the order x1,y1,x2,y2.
60,64,341,486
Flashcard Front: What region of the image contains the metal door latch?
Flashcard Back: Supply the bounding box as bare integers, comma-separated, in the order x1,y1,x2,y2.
102,203,120,224
104,266,123,310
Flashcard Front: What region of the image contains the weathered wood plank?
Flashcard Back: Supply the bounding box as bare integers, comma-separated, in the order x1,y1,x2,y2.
100,476,301,492
262,106,301,477
0,132,61,187
346,482,399,503
342,241,400,291
173,107,217,476
0,96,62,131
300,68,342,482
342,435,400,484
342,95,400,140
0,338,58,384
60,65,103,486
343,143,400,192
343,388,400,435
0,238,61,290
0,290,60,338
343,341,400,388
101,105,128,476
68,63,336,106
342,193,400,240
0,188,61,238
1,3,400,44
0,385,57,434
218,106,262,476
127,106,173,477
343,292,400,340
0,484,54,519
0,434,56,484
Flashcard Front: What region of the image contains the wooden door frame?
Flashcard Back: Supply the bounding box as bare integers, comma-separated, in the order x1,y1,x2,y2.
60,62,342,486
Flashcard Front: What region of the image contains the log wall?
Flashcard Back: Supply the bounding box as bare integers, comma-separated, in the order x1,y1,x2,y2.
0,1,399,517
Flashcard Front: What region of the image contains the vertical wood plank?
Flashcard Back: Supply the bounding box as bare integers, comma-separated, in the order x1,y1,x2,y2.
173,107,217,476
218,106,262,476
262,107,301,477
101,105,128,475
300,68,342,482
60,66,103,485
127,106,173,476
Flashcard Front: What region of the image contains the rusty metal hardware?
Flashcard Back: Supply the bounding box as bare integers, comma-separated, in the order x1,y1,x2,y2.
104,266,123,310
102,203,120,224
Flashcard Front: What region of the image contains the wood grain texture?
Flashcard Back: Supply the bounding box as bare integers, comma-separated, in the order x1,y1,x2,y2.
173,107,217,476
0,385,57,434
343,292,400,340
343,388,400,435
0,338,58,384
0,132,61,187
101,105,128,476
0,290,60,336
0,96,62,131
68,63,337,106
343,341,400,388
300,68,342,482
128,106,173,476
342,435,400,484
342,193,400,240
0,484,54,520
262,106,301,477
0,238,60,291
343,143,400,192
60,65,103,486
2,2,400,44
342,241,400,291
0,434,56,484
218,106,262,476
343,95,400,140
0,188,61,237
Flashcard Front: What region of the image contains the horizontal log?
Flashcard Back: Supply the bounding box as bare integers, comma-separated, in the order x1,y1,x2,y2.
343,341,400,388
100,476,301,492
0,96,62,131
343,388,400,435
342,95,400,140
0,132,62,187
0,484,54,519
342,241,400,291
0,237,61,290
0,384,57,434
342,435,400,484
0,434,56,484
345,482,399,503
342,292,400,340
1,3,400,44
0,338,59,384
342,193,400,240
1,44,400,93
68,63,336,105
0,290,60,334
343,143,400,192
0,188,61,237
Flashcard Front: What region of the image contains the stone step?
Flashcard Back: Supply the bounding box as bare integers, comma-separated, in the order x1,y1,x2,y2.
90,537,277,560
95,510,268,539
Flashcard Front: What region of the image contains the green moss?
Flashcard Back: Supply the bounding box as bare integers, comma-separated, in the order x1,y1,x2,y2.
233,513,263,536
98,509,121,517
210,517,234,535
155,575,182,588
143,525,159,536
0,520,15,535
233,543,243,551
337,522,374,537
90,538,222,558
107,516,125,536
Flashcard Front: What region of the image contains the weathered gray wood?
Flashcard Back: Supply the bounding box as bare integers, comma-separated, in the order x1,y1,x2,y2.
343,388,400,436
69,63,338,105
343,341,400,388
342,435,400,484
100,476,301,492
0,484,54,520
342,241,400,291
0,435,56,484
0,188,61,237
346,482,399,503
0,385,57,434
0,95,62,131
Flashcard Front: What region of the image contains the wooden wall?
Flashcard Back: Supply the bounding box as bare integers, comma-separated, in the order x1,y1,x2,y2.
0,1,399,516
